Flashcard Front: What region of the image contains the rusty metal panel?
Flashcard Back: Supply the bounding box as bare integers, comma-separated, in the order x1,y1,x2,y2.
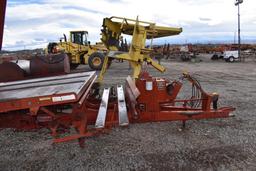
0,71,95,101
0,54,71,82
0,0,6,50
95,88,110,128
30,54,70,76
0,71,96,112
0,62,25,82
12,60,30,74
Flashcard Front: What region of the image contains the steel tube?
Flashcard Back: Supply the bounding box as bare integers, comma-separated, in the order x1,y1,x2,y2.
0,0,7,50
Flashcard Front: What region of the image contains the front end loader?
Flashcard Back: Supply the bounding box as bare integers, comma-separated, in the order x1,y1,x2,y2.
47,31,108,70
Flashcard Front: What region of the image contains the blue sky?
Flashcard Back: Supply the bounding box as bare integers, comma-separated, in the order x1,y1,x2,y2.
3,0,256,50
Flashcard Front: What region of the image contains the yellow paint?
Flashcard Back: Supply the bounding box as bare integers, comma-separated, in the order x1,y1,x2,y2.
47,31,107,66
99,16,182,82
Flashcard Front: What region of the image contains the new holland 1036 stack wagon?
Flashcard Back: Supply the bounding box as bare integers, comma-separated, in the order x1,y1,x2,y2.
0,6,235,147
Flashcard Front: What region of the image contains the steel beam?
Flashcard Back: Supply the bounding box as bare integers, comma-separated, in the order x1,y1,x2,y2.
95,88,110,128
0,0,7,50
117,85,129,126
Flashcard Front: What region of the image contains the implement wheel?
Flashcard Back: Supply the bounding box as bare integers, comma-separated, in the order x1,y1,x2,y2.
88,52,104,70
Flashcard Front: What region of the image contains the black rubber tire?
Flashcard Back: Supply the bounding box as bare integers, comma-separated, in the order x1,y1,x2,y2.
229,56,235,63
211,54,218,60
47,42,58,54
88,52,105,70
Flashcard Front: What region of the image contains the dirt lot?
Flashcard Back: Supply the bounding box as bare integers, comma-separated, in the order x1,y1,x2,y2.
0,55,256,170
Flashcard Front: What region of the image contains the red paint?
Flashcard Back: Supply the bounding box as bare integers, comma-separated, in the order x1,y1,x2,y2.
0,0,6,50
0,71,235,146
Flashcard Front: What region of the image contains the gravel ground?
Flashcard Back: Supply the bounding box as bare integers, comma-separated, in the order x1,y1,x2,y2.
1,55,256,170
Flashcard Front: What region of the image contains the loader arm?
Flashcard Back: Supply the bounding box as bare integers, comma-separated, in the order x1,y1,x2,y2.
99,16,182,82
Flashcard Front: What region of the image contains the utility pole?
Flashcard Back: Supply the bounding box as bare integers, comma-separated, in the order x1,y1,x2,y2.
235,0,243,62
234,31,236,44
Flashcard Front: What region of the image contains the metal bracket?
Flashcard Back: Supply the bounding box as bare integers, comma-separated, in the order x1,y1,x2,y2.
117,85,129,126
95,88,110,128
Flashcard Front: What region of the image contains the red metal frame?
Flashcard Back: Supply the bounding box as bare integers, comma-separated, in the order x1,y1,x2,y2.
0,0,236,147
124,72,235,125
0,0,7,50
0,71,235,147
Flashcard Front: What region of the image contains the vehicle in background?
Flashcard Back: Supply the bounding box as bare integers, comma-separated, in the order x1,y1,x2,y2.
211,52,224,60
47,31,108,70
223,50,239,62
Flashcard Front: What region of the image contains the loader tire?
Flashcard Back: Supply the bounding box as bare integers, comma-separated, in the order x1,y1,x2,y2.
47,42,58,54
88,52,104,70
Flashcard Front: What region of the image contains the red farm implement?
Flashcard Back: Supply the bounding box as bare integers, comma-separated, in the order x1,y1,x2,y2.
0,71,235,147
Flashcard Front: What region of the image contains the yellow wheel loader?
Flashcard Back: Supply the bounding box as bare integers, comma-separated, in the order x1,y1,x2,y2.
47,31,108,70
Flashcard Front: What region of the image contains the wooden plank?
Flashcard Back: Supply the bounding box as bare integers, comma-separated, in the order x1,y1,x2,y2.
126,76,140,98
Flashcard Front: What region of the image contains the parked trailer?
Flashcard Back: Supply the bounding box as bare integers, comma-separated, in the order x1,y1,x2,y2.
224,50,239,62
0,71,235,147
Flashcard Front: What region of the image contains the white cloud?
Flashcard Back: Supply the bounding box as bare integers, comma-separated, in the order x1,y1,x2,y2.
3,0,256,50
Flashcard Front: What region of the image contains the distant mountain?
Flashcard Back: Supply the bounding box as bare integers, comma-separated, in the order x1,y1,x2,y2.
0,48,44,55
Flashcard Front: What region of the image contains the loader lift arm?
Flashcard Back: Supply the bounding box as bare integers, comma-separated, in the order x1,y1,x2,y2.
99,16,182,82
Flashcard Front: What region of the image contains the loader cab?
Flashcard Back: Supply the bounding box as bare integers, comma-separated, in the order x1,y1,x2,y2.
70,31,88,46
